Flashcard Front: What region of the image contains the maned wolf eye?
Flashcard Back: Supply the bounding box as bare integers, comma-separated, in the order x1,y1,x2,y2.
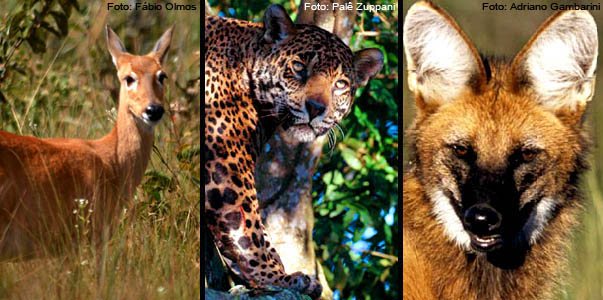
521,149,538,162
452,144,469,158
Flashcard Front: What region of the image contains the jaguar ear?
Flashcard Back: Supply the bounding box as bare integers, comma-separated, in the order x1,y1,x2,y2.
263,4,296,44
354,48,384,87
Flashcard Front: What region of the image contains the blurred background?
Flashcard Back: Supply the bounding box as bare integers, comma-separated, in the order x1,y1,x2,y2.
402,1,603,299
206,1,398,299
0,0,200,298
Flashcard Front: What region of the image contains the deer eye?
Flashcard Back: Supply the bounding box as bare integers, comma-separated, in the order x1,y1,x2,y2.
125,76,135,87
157,71,168,85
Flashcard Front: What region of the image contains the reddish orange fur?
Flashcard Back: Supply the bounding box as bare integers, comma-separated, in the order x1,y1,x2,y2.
403,2,596,299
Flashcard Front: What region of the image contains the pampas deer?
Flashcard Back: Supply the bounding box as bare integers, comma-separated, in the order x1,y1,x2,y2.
0,25,173,258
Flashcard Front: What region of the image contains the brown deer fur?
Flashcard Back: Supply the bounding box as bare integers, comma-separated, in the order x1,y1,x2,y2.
0,25,173,259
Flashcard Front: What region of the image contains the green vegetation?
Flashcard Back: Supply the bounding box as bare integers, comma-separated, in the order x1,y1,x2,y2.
0,0,200,299
312,14,398,300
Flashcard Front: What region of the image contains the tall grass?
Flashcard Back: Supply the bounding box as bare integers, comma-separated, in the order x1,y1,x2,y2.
0,1,200,299
560,169,603,300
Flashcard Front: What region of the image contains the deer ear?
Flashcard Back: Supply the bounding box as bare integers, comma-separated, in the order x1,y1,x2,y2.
403,1,486,112
150,24,174,64
511,10,598,120
106,25,127,68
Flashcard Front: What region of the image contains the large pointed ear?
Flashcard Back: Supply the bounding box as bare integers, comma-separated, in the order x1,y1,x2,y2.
263,4,296,44
106,25,127,68
150,24,174,64
403,1,487,112
354,48,384,87
511,10,598,122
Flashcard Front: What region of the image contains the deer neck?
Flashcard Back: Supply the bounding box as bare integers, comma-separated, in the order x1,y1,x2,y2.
100,98,155,197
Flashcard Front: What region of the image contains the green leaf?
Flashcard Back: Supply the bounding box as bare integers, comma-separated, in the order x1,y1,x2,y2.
10,10,26,32
325,183,336,197
333,171,344,185
329,203,345,218
352,228,363,242
50,11,69,36
358,208,373,227
343,210,356,227
344,138,365,150
27,32,46,54
353,106,367,124
57,0,72,17
341,148,362,170
385,173,395,183
177,144,200,162
40,21,61,37
69,0,80,11
22,25,30,39
379,267,390,281
143,170,175,192
318,207,329,216
384,225,392,244
322,171,333,184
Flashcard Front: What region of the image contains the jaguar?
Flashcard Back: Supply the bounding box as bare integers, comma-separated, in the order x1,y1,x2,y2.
205,4,383,298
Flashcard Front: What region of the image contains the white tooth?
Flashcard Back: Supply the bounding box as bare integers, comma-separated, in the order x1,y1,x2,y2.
476,237,494,243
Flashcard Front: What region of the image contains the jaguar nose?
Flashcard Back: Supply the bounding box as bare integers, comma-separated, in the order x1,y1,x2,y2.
305,99,326,120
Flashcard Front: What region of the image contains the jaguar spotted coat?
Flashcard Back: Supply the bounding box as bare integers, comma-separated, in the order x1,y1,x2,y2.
204,4,383,298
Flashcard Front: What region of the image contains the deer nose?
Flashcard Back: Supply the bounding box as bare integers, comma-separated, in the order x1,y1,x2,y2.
145,105,164,122
305,99,326,120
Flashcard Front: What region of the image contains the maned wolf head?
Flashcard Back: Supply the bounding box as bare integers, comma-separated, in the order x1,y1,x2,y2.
404,2,597,259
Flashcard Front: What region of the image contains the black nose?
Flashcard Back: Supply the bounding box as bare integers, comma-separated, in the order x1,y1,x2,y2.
305,99,326,120
145,105,164,122
463,204,502,236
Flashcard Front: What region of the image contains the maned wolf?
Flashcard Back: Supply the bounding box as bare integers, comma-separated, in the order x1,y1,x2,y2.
403,2,598,299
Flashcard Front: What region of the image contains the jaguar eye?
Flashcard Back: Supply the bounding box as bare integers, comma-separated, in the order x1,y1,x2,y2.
292,61,305,72
335,80,348,89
